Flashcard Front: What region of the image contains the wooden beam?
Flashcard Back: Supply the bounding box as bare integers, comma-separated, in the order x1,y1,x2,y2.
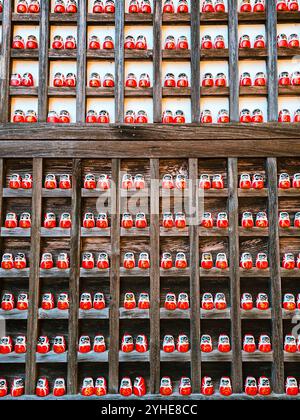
228,158,243,393
38,0,49,122
153,1,162,123
191,1,200,123
67,159,82,394
228,0,239,122
76,0,87,123
25,158,43,394
0,0,12,123
267,157,284,394
150,158,160,394
115,1,125,123
267,1,278,121
109,159,121,393
189,158,201,392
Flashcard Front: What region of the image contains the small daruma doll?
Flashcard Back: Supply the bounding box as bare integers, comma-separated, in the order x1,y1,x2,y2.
243,335,256,353
120,378,133,397
1,293,15,311
240,252,253,270
218,334,231,353
217,212,229,229
14,253,26,270
219,377,233,397
175,252,188,269
175,212,186,229
96,213,109,229
57,293,69,310
164,292,177,310
124,292,136,310
81,378,94,397
256,292,269,310
14,335,27,354
93,292,106,310
11,378,25,398
135,212,147,229
177,292,189,310
53,378,66,397
241,292,253,310
78,336,91,353
245,377,258,396
286,377,299,396
215,253,228,270
1,254,14,270
123,252,135,269
240,0,252,12
215,292,227,310
0,336,13,354
0,379,8,397
121,334,134,353
17,292,28,310
240,72,252,87
282,252,295,270
258,377,271,396
201,252,214,270
81,252,95,269
36,336,50,354
135,335,148,353
97,252,109,269
161,252,173,269
40,253,54,270
201,292,214,310
95,377,107,397
201,334,213,353
284,335,297,353
163,335,175,353
138,292,150,309
160,377,173,396
256,212,268,228
138,252,150,269
258,335,272,353
201,377,214,396
283,293,296,311
256,253,269,270
52,336,66,354
41,292,55,310
80,293,92,310
179,377,192,396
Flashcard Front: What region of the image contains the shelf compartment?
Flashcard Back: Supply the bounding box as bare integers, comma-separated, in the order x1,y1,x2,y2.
12,13,40,22
0,268,29,278
87,13,115,24
160,350,191,362
39,268,70,278
120,227,150,237
0,309,28,320
11,50,39,59
240,309,272,319
238,188,268,197
81,227,111,237
119,351,149,362
277,11,300,22
42,189,72,197
239,86,268,96
36,351,67,363
239,48,268,59
242,351,273,362
80,268,110,277
40,228,70,237
0,353,26,363
3,188,32,198
238,227,269,237
78,351,109,362
1,228,31,237
119,308,150,319
9,87,39,96
199,227,229,237
200,268,229,277
39,309,69,319
278,47,300,58
48,87,76,97
79,308,109,319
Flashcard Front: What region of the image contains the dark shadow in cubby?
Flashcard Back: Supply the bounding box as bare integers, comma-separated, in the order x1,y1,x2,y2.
239,237,268,256
198,158,228,187
199,237,229,257
81,159,112,182
200,278,230,303
241,319,272,339
78,362,109,390
201,319,231,346
38,319,69,346
238,158,267,186
240,278,271,303
5,320,27,338
242,362,272,384
3,198,32,218
160,319,190,346
120,319,150,340
80,278,110,303
278,158,300,175
4,159,32,187
201,362,232,389
79,319,109,346
37,363,68,391
119,362,150,391
0,278,28,299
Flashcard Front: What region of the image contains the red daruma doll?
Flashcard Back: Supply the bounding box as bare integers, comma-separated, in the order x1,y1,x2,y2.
93,292,105,310
286,377,299,396
10,73,22,86
199,174,211,189
97,252,109,269
93,335,106,353
179,377,191,396
14,253,26,270
57,292,69,310
177,73,189,87
9,173,22,189
36,336,50,354
82,252,95,269
219,377,232,397
258,335,272,353
240,252,253,270
239,34,251,49
60,212,71,229
201,334,213,353
279,173,291,189
134,174,145,189
255,72,266,86
215,253,228,270
83,213,95,229
252,109,264,123
256,212,268,228
12,35,25,49
217,212,229,229
279,109,291,123
288,33,299,48
81,378,94,397
136,35,147,50
177,334,189,353
164,292,177,310
138,252,150,269
17,292,28,310
135,212,147,229
239,173,251,189
5,212,18,229
80,293,92,310
0,379,8,397
78,336,91,353
163,335,175,353
53,336,66,354
56,252,69,270
138,292,150,309
243,335,256,353
294,109,300,123
202,73,214,87
258,377,271,396
36,378,50,398
94,377,107,397
26,35,38,49
103,36,114,49
202,0,214,12
240,0,252,12
218,334,231,353
245,377,257,396
282,253,295,270
11,378,24,398
133,377,146,397
129,0,139,13
121,334,134,353
177,292,189,310
214,35,225,49
256,253,269,270
161,252,173,269
160,377,173,396
215,292,227,310
201,212,213,228
175,252,188,269
162,173,174,189
284,335,297,352
41,292,55,310
1,254,14,270
256,292,269,310
0,336,13,354
279,212,291,229
40,253,54,269
59,174,71,189
15,335,27,354
253,0,265,12
96,213,109,229
202,293,214,310
201,252,214,270
120,378,133,397
44,212,56,229
295,212,300,228
19,212,31,229
241,292,253,310
135,335,148,353
175,212,186,229
124,292,136,310
254,34,265,49
175,173,187,189
1,293,15,311
201,377,214,396
201,110,213,124
163,0,174,13
53,378,66,397
289,0,299,11
104,0,115,13
140,0,152,13
177,0,189,13
123,252,135,269
293,173,300,188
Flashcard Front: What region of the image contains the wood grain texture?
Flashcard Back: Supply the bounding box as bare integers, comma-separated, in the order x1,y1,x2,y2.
228,158,242,393
267,158,284,394
150,159,160,393
267,1,278,121
25,158,42,394
109,159,120,393
153,0,162,123
228,0,239,121
189,159,201,391
191,0,200,123
76,0,87,123
38,0,49,122
115,1,125,123
0,0,12,123
67,159,81,394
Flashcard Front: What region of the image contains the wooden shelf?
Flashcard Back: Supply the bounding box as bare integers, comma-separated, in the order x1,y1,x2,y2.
86,87,115,97
40,268,70,278
201,308,231,319
278,47,300,58
239,48,268,59
239,268,270,277
201,49,229,60
48,49,77,59
119,308,150,319
125,88,153,98
36,351,67,363
11,50,39,59
11,13,40,23
279,228,300,237
120,227,150,237
160,308,190,319
3,188,32,198
78,351,109,363
201,350,232,362
200,268,229,277
49,13,78,22
200,87,229,97
81,188,110,197
277,11,300,22
160,227,189,237
238,227,269,237
282,309,300,320
199,227,229,237
241,308,272,319
39,308,110,320
280,268,300,278
160,268,190,277
119,351,149,362
0,309,28,320
39,308,69,320
0,268,29,278
160,350,191,362
80,268,110,277
200,12,228,24
162,87,191,97
278,86,300,95
48,87,76,97
199,188,228,197
0,353,26,363
120,267,150,277
238,188,268,197
9,87,38,97
239,86,268,96
1,227,31,237
124,50,153,60
42,188,72,197
86,50,115,59
238,12,266,22
79,308,109,319
40,228,70,237
87,13,115,24
81,227,111,237
284,352,300,362
242,351,273,362
278,188,300,197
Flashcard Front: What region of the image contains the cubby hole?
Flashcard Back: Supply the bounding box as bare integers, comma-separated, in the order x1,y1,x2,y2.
78,362,109,393
201,362,232,391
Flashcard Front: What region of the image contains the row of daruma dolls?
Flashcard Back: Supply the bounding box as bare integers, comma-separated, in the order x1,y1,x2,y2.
11,108,300,124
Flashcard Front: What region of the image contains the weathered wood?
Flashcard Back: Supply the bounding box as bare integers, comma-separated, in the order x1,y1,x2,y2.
67,159,81,394
189,158,201,392
228,158,242,393
38,0,49,121
228,0,239,121
109,159,120,393
25,158,42,394
267,1,278,121
150,159,160,394
0,1,12,123
115,1,124,122
267,158,284,394
191,1,200,122
76,1,87,122
153,1,162,123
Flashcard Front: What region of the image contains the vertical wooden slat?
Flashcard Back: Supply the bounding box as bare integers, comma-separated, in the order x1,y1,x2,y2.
38,0,49,122
67,159,82,394
228,158,243,393
267,1,278,122
150,158,160,394
115,1,125,123
0,160,4,229
189,158,201,392
109,159,121,393
267,157,284,394
0,0,12,123
228,0,239,122
191,1,200,123
153,0,162,123
25,158,43,394
76,0,87,123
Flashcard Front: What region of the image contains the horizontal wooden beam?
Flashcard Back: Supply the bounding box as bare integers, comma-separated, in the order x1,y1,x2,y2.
0,123,300,141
